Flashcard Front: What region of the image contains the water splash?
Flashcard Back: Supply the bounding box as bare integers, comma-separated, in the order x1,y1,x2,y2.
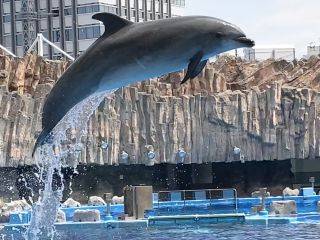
26,144,63,240
26,90,115,240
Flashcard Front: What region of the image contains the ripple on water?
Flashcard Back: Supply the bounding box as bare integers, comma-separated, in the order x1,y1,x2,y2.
54,223,320,240
2,222,320,239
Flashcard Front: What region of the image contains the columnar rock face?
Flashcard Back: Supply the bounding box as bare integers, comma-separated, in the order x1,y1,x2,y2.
1,52,320,166
0,53,69,167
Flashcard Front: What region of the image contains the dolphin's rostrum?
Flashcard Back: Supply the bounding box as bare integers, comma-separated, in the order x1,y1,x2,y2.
32,13,254,156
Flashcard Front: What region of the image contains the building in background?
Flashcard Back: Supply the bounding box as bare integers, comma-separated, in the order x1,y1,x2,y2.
0,0,185,59
305,42,320,59
244,45,296,61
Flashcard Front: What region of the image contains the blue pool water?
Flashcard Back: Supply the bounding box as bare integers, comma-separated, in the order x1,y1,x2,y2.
2,222,320,240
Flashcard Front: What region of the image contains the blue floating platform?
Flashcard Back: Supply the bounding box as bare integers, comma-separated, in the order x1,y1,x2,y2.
259,210,268,216
9,211,31,224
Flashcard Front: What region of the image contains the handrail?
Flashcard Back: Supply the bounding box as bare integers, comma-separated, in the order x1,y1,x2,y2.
27,33,75,61
157,188,238,213
0,44,17,57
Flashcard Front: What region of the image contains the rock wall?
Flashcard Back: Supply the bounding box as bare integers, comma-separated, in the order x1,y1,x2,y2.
0,53,69,167
1,52,320,166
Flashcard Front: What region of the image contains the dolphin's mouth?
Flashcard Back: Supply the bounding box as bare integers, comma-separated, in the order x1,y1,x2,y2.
235,36,255,47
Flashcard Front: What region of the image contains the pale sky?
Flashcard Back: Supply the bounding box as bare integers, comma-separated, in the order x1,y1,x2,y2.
185,0,320,58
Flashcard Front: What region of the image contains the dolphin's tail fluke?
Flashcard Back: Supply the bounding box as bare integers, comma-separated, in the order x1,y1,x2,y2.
32,129,51,157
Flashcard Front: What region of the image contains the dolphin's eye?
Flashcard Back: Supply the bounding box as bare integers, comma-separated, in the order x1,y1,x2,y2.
216,32,226,38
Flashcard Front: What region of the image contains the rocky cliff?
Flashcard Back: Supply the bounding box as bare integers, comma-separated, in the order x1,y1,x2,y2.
1,52,320,167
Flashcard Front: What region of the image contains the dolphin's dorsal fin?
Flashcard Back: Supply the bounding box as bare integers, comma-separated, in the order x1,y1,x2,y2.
92,13,133,36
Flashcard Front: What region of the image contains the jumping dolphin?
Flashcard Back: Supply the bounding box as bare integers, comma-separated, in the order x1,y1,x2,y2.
32,13,254,156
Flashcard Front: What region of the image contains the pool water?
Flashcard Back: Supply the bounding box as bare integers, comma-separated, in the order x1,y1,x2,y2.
2,222,320,240
54,223,320,240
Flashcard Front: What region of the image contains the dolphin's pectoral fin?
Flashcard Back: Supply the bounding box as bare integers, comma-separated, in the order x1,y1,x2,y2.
181,52,207,84
190,60,208,79
92,13,133,36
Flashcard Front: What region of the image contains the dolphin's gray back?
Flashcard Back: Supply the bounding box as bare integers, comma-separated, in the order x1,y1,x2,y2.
85,17,208,82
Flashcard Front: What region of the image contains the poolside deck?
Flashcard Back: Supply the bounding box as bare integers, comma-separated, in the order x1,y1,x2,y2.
245,215,297,224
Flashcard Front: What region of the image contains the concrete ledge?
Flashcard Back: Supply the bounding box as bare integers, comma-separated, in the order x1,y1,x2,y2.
245,215,297,224
148,213,245,225
4,220,148,233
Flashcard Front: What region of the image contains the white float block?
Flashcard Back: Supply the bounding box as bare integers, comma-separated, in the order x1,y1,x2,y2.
73,209,101,222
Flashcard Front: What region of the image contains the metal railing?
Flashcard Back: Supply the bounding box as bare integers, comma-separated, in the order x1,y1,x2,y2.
0,44,17,57
157,188,238,213
27,33,74,61
243,47,296,61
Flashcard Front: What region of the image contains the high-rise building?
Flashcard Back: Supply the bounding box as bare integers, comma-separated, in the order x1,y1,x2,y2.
305,44,320,59
0,0,185,59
